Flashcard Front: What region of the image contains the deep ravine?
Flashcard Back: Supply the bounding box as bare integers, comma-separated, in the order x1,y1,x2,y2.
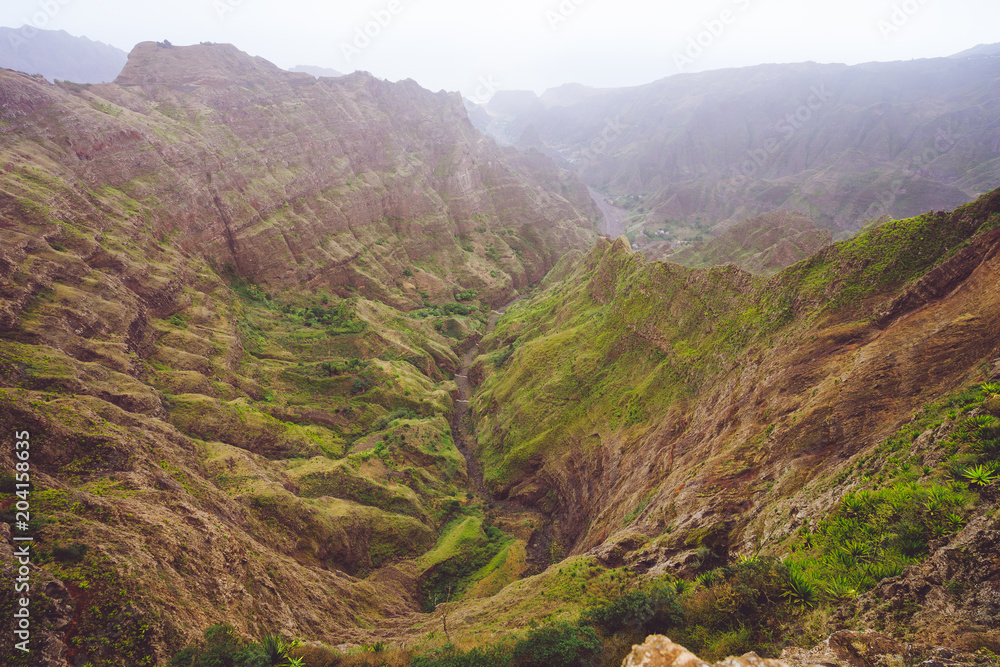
448,298,556,572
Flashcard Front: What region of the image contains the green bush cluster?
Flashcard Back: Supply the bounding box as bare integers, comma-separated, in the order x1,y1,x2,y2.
229,274,272,305
52,542,89,563
231,273,366,335
579,583,683,635
170,624,301,667
666,556,791,659
301,302,366,334
412,302,479,318
319,357,369,377
411,622,601,667
490,345,515,369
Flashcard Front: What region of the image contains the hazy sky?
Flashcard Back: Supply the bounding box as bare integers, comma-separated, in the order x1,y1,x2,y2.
2,0,998,98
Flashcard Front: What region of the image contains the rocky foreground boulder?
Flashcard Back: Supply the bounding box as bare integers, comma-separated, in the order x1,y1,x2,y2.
622,632,992,667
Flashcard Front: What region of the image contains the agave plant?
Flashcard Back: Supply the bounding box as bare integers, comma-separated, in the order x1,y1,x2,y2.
257,634,300,667
839,539,875,565
925,485,952,505
972,438,1000,456
823,576,858,601
922,496,943,518
966,415,998,429
782,570,819,609
945,512,966,534
962,463,1000,488
945,462,970,483
696,570,720,588
840,493,867,518
865,560,905,582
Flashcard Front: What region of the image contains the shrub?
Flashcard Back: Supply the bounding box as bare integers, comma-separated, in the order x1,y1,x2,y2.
492,346,515,368
411,643,514,667
580,584,683,634
52,543,88,563
781,570,819,609
169,625,299,667
442,302,476,316
0,472,18,493
510,622,602,667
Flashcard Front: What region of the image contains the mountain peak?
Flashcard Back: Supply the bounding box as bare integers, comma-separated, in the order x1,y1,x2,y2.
115,41,308,87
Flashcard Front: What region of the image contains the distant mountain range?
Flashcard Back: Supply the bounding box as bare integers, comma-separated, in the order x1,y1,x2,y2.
950,42,1000,59
467,45,1000,236
0,28,348,86
288,64,344,78
0,26,127,83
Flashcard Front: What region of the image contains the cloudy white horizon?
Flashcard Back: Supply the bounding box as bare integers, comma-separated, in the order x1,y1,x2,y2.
1,0,997,99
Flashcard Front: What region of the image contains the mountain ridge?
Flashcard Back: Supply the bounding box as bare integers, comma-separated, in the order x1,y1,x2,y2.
468,54,1000,236
0,26,127,83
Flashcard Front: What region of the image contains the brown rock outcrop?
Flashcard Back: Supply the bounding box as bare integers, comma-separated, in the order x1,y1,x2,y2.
622,632,983,667
621,635,711,667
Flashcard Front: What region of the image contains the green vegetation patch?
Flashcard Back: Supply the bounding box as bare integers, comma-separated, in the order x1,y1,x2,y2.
418,516,511,611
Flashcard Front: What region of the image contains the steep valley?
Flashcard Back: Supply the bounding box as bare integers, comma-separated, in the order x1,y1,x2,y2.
470,54,1000,237
0,40,1000,667
0,41,598,665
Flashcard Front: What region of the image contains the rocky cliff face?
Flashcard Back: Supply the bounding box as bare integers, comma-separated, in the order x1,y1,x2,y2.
3,41,597,310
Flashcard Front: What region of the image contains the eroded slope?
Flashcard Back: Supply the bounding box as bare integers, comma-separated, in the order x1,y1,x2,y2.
473,190,1000,562
0,41,597,665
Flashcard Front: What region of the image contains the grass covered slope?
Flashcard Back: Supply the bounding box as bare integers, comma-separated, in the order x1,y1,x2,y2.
0,218,491,663
472,189,1000,561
